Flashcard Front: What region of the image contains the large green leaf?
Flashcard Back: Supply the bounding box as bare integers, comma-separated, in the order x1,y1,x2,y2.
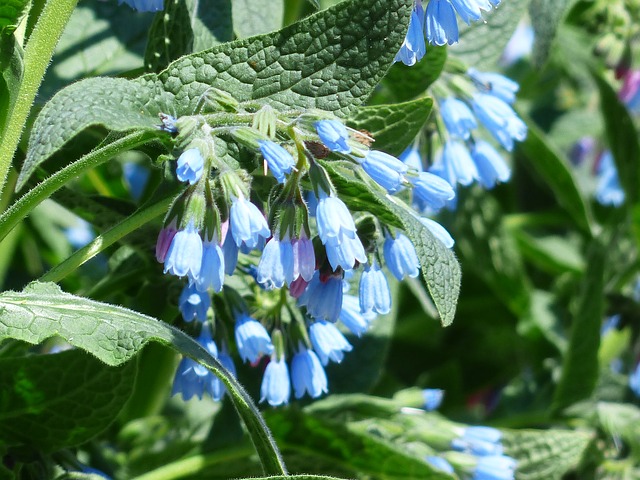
454,0,530,70
594,71,640,206
20,0,412,189
0,349,136,452
347,98,433,157
231,0,284,38
382,46,447,102
551,242,604,413
0,282,286,476
144,0,233,72
503,429,594,480
324,165,461,326
517,115,594,235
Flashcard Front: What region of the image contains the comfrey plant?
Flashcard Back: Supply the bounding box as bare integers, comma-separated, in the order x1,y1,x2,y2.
158,107,457,405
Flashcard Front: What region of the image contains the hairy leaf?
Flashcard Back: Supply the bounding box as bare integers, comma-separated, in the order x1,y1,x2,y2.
0,282,286,475
529,0,579,67
347,97,433,157
503,429,593,480
454,0,530,70
21,0,412,188
0,350,136,452
232,0,284,38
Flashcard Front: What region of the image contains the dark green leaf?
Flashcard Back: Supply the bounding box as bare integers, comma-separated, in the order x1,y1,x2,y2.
552,242,605,413
503,429,594,480
454,0,530,70
0,33,23,135
347,97,433,157
593,71,640,206
232,0,284,38
144,0,233,72
513,231,585,275
383,47,447,102
0,282,286,476
21,0,413,188
0,349,136,452
517,114,594,234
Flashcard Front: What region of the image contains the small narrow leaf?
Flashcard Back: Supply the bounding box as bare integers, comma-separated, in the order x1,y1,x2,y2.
552,242,605,413
0,350,136,452
347,98,433,157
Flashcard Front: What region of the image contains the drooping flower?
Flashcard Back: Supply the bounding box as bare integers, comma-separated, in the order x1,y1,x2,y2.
176,148,205,185
360,150,409,193
258,140,295,184
298,272,344,322
359,263,392,315
222,227,239,275
292,236,316,282
339,294,376,336
501,21,534,67
400,145,424,172
425,0,459,46
315,120,351,153
260,356,291,406
472,455,517,480
620,69,640,113
164,222,203,280
440,97,478,139
325,234,367,272
395,0,427,66
441,140,479,187
171,325,219,401
630,362,640,397
421,217,455,248
196,239,225,292
471,140,511,189
449,0,483,25
123,162,150,200
422,389,444,411
211,345,236,401
119,0,164,12
315,190,357,246
291,345,328,399
472,94,527,152
230,195,270,249
234,314,274,363
178,283,210,322
156,224,177,263
410,171,457,211
257,237,295,288
468,68,520,105
309,320,353,365
384,233,420,280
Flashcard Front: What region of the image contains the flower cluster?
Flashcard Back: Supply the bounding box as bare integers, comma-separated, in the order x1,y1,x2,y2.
395,0,503,65
157,107,455,405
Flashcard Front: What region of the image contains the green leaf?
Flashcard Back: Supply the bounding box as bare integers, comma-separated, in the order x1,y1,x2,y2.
266,409,451,480
347,97,433,157
529,0,579,67
21,0,413,188
552,242,605,413
513,231,585,275
517,114,594,235
596,402,640,453
0,282,286,476
0,349,136,452
232,0,284,38
454,0,530,70
452,187,531,316
237,477,347,480
324,165,461,326
144,0,233,72
593,71,640,206
0,0,29,33
382,46,447,102
0,33,23,135
503,429,594,480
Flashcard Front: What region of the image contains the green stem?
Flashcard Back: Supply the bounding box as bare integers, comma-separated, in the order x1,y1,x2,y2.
131,447,254,480
0,0,80,203
0,130,158,245
40,196,173,283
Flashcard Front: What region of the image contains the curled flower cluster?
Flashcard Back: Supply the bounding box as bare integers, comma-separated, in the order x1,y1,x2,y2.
157,108,454,405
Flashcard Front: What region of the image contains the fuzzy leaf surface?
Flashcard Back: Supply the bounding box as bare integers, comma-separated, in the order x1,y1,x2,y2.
0,350,136,452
